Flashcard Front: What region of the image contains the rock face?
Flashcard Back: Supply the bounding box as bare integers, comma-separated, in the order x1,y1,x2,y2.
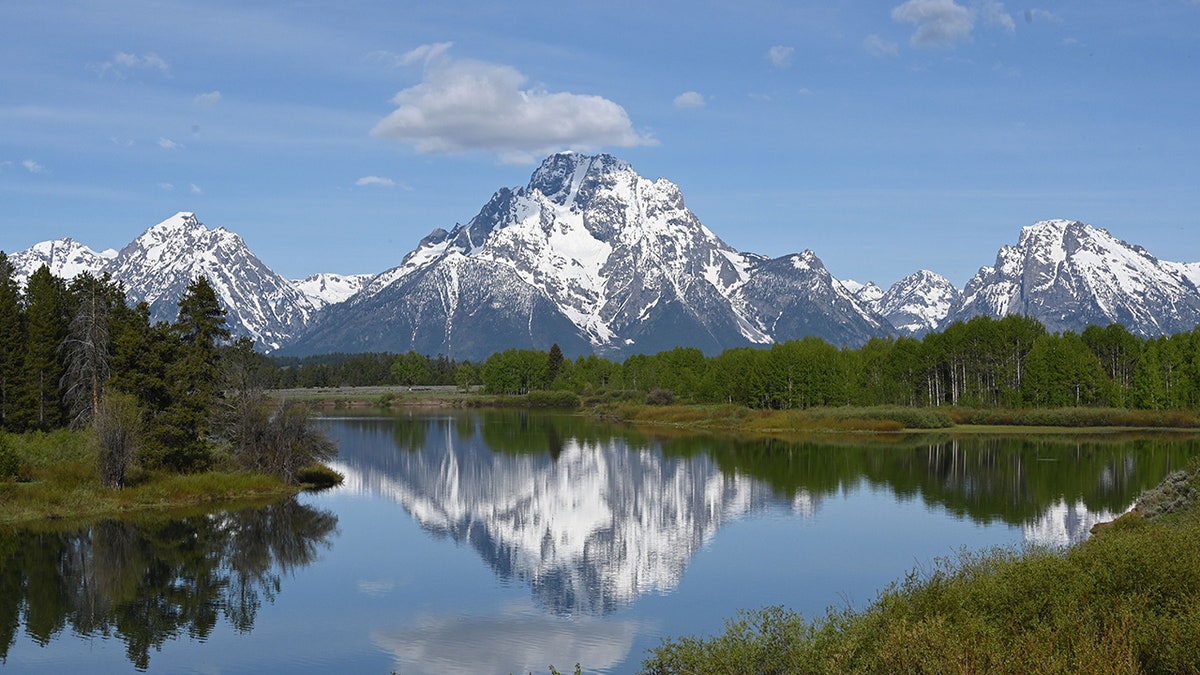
286,152,890,358
952,219,1200,336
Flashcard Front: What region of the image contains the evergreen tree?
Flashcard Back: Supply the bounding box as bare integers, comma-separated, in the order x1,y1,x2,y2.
0,253,23,430
17,266,68,430
151,276,230,470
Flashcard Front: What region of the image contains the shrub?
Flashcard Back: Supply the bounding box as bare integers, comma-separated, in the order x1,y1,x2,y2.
524,390,580,409
0,437,19,480
296,463,344,490
645,388,675,406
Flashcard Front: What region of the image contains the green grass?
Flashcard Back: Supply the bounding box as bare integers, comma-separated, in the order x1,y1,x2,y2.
641,462,1200,674
0,429,300,526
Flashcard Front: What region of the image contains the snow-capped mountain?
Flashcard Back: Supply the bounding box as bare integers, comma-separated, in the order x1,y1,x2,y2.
105,212,319,350
292,272,373,309
9,238,115,288
952,219,1200,336
875,270,960,335
288,152,888,358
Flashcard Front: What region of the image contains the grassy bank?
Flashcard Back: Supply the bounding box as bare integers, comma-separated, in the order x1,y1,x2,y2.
641,461,1200,674
0,429,301,526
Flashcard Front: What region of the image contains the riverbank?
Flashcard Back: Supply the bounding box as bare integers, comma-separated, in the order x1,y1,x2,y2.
641,460,1200,674
272,386,1200,435
0,429,305,526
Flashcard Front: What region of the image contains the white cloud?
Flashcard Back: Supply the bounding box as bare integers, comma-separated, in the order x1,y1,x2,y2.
159,182,175,191
21,159,45,173
892,0,974,47
190,183,203,195
979,1,1016,31
767,45,795,68
673,91,706,108
91,51,171,78
371,45,655,161
194,91,222,106
864,34,900,57
891,0,1015,48
356,175,396,187
158,137,182,151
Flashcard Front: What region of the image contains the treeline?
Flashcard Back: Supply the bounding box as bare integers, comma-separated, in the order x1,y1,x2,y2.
476,315,1200,411
261,313,1200,413
0,255,332,485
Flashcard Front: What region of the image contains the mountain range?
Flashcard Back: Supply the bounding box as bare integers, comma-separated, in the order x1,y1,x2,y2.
7,152,1200,358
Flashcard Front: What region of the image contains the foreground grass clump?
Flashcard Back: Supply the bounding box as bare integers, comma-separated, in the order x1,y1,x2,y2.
0,430,303,525
642,464,1200,674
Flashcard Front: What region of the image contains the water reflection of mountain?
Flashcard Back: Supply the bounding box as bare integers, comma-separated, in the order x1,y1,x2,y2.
0,499,338,670
327,415,800,615
324,414,1199,614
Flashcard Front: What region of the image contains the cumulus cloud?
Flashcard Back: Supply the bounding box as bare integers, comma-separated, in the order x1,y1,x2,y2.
767,45,795,68
91,51,171,78
864,34,900,57
892,0,974,47
356,175,396,187
21,159,45,173
194,91,222,106
891,0,1015,48
673,91,706,108
158,137,182,151
371,44,654,162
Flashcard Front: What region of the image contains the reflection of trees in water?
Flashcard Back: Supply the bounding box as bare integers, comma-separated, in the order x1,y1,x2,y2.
0,498,337,670
660,433,1200,526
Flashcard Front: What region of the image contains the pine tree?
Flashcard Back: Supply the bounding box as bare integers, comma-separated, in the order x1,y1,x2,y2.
154,276,230,470
0,252,23,430
18,266,68,430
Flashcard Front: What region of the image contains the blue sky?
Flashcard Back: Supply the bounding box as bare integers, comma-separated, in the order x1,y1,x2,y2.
2,1,1198,287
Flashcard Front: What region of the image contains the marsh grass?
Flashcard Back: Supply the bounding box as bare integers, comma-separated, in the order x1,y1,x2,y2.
642,464,1200,674
0,429,299,525
613,404,953,433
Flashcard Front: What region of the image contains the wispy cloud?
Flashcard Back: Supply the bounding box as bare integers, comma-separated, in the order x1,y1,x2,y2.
673,91,706,108
864,34,900,57
194,91,222,106
21,159,45,173
371,44,655,163
190,183,203,195
90,51,171,78
159,182,175,191
767,45,795,68
356,175,395,187
158,137,182,151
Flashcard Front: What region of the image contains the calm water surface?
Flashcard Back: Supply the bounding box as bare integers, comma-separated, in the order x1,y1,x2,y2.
3,411,1197,674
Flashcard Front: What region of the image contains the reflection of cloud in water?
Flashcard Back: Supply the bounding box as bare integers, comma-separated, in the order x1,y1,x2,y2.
1022,499,1131,546
356,579,395,597
372,609,642,675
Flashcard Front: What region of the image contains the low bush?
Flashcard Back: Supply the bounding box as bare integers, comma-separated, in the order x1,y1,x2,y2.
645,389,676,406
296,463,345,490
524,390,581,409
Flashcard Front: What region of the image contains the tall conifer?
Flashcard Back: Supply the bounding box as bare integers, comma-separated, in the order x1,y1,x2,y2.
0,253,23,430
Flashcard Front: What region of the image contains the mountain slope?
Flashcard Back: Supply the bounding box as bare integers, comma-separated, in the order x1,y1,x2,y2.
952,219,1200,335
875,270,960,335
287,152,889,358
105,212,318,350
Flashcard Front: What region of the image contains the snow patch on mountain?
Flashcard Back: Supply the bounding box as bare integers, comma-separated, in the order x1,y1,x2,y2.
292,272,373,308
